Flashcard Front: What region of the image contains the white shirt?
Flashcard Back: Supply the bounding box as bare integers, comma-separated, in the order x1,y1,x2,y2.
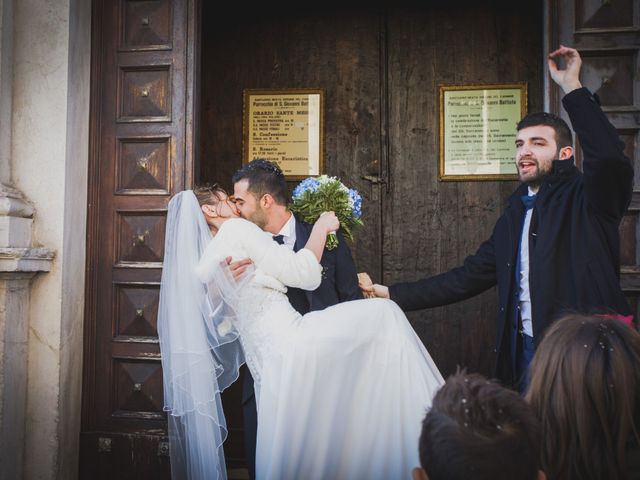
518,187,536,337
275,213,297,250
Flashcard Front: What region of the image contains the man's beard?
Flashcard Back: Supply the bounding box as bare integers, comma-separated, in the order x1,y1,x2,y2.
243,208,268,230
517,158,554,188
520,168,546,189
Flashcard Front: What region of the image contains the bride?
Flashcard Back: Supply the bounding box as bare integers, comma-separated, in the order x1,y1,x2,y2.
158,185,444,480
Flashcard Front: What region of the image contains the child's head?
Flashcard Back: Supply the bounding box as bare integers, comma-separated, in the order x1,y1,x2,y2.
414,371,542,480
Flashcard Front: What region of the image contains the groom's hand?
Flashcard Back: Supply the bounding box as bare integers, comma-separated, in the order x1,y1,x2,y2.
227,256,253,281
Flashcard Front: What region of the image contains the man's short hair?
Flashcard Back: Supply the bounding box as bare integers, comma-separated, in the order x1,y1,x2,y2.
231,159,288,206
517,111,573,150
418,371,541,480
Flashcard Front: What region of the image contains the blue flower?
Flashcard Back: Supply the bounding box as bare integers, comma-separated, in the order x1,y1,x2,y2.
348,188,362,218
292,177,321,200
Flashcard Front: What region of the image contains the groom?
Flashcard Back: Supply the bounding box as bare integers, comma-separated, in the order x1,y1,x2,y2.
230,159,362,478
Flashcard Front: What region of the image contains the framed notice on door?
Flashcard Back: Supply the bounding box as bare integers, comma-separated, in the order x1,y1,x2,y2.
243,89,324,179
439,83,527,181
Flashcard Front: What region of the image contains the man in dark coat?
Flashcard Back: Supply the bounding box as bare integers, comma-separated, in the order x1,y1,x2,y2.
230,159,362,479
362,46,633,390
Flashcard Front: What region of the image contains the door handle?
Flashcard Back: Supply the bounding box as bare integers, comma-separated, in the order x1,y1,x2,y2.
362,175,387,185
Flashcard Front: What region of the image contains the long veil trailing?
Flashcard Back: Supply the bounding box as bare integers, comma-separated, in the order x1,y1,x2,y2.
158,190,245,480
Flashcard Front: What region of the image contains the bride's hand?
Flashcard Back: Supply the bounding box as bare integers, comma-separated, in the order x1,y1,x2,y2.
315,211,340,234
358,272,390,299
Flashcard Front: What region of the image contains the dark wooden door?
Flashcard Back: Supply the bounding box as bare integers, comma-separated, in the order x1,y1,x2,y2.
200,7,385,280
200,7,385,469
81,0,197,478
382,4,544,376
548,0,640,322
200,3,543,381
200,4,543,470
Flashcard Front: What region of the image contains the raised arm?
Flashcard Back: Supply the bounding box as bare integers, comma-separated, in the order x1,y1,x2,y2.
228,215,338,290
550,46,633,219
303,212,340,261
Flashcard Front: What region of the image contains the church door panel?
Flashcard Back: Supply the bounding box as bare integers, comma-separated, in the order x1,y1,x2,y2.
383,4,544,376
199,9,383,468
81,0,196,477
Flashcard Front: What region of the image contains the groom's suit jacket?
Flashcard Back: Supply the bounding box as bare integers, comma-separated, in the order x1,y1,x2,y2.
242,215,362,477
286,216,363,314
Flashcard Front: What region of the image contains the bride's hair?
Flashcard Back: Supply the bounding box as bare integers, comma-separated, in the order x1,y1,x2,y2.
193,183,228,206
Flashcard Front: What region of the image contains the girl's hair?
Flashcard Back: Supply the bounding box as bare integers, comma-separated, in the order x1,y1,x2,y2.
193,183,228,207
525,314,640,480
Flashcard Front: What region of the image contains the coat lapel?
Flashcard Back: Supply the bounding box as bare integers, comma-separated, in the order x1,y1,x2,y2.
293,216,315,307
293,214,309,252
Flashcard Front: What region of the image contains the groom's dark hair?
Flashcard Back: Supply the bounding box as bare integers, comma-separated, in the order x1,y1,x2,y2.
232,159,288,206
418,370,541,480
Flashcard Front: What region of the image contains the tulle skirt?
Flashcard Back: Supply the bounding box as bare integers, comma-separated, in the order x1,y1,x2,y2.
254,298,444,480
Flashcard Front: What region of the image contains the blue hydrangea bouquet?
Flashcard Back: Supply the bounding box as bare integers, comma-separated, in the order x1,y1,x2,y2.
290,175,363,250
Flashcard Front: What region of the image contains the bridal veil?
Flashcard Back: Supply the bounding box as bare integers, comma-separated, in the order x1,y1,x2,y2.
158,190,244,480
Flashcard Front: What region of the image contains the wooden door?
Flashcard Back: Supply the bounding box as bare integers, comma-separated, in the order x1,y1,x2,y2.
547,0,640,322
383,4,544,377
199,4,543,470
199,7,384,468
200,3,544,383
81,0,197,477
200,7,385,280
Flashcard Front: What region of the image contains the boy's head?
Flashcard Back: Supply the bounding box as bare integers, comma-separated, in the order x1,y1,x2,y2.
414,371,543,480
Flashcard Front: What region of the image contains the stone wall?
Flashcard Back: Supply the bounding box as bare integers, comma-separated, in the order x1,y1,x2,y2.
0,0,90,478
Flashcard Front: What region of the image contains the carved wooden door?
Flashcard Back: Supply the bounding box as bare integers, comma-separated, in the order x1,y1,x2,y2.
548,0,640,322
81,0,196,477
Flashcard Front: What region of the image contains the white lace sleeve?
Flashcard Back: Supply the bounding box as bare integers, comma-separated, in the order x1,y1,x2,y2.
223,218,322,290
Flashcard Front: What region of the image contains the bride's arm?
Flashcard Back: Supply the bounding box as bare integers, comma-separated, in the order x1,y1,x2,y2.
302,212,340,262
229,215,338,290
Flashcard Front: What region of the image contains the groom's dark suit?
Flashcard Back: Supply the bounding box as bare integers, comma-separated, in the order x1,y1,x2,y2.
242,215,362,478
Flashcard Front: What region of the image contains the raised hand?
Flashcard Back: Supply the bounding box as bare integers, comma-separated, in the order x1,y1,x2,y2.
548,45,582,94
316,211,340,234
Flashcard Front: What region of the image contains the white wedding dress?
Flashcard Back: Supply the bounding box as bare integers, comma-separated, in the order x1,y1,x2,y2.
196,217,444,480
